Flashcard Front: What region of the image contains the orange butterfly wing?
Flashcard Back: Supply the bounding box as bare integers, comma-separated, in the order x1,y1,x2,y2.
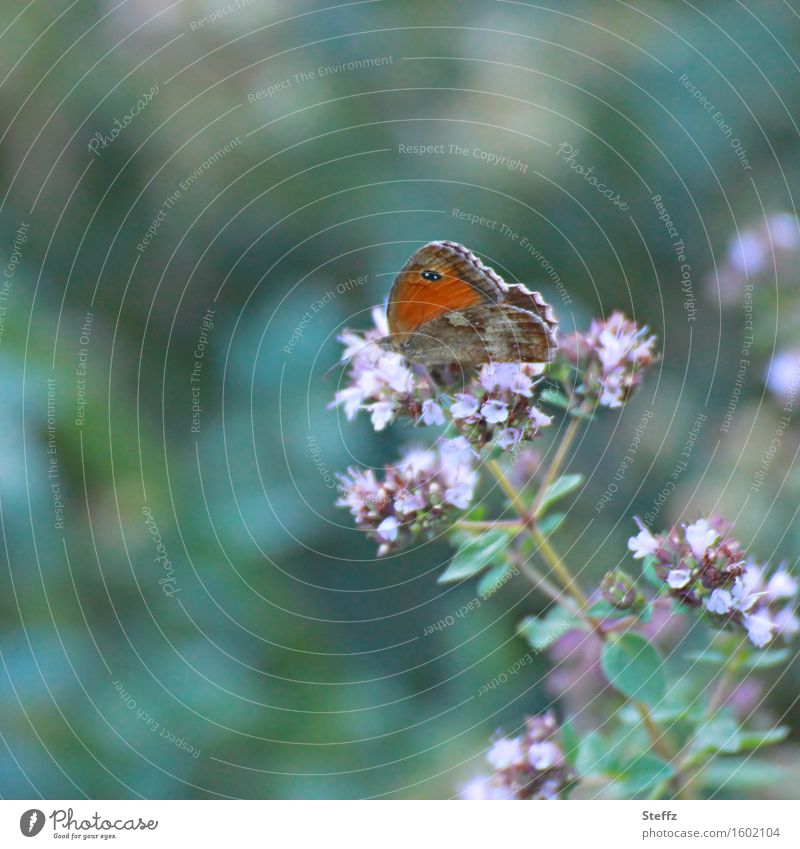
387,241,504,336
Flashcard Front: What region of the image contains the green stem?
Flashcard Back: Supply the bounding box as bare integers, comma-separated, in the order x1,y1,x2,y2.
487,459,532,522
531,414,582,517
455,519,524,532
530,524,589,608
654,648,748,798
487,458,589,609
486,455,675,770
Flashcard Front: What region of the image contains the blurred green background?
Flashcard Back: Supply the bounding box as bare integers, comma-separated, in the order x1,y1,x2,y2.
1,0,799,798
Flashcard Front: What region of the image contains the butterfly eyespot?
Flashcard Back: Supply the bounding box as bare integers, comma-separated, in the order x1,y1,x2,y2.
420,270,442,281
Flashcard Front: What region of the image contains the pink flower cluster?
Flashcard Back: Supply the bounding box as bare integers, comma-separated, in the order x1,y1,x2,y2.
329,307,440,431
450,362,552,449
710,212,800,304
336,437,477,555
628,517,799,647
561,311,657,409
460,713,574,800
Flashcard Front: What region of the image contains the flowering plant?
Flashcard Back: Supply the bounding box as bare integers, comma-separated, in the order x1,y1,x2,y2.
330,304,797,800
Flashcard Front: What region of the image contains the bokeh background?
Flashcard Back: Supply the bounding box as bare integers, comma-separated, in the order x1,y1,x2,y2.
1,0,799,799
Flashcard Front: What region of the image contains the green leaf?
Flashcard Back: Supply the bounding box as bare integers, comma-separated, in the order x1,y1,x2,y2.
586,599,630,620
537,511,565,536
618,754,674,796
575,732,617,777
742,648,792,670
641,555,664,590
684,650,729,666
736,725,789,751
692,710,741,756
540,388,572,410
518,606,576,652
438,529,510,584
601,633,666,707
477,561,513,597
535,473,584,516
560,719,580,767
704,757,785,789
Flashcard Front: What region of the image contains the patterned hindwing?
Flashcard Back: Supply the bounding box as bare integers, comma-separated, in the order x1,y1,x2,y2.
399,303,557,367
503,283,559,340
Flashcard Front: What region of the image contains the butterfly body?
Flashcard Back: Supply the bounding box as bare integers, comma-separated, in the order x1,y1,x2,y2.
384,241,558,367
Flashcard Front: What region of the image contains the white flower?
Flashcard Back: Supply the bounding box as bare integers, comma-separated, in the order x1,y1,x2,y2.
460,777,511,800
451,393,479,419
496,428,522,449
487,737,524,770
376,516,399,542
444,479,476,510
528,741,562,770
398,448,437,477
773,607,800,638
628,527,658,559
685,519,718,559
370,305,389,336
729,231,767,275
480,363,520,393
765,350,800,400
481,399,509,424
421,399,445,426
367,401,396,431
597,328,630,369
333,386,365,420
731,577,759,613
705,588,733,615
767,569,798,600
667,569,691,589
768,212,800,250
744,613,775,648
440,436,476,465
529,406,552,429
394,490,426,515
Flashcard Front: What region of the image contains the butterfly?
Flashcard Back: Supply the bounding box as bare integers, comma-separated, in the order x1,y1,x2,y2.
382,241,558,368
